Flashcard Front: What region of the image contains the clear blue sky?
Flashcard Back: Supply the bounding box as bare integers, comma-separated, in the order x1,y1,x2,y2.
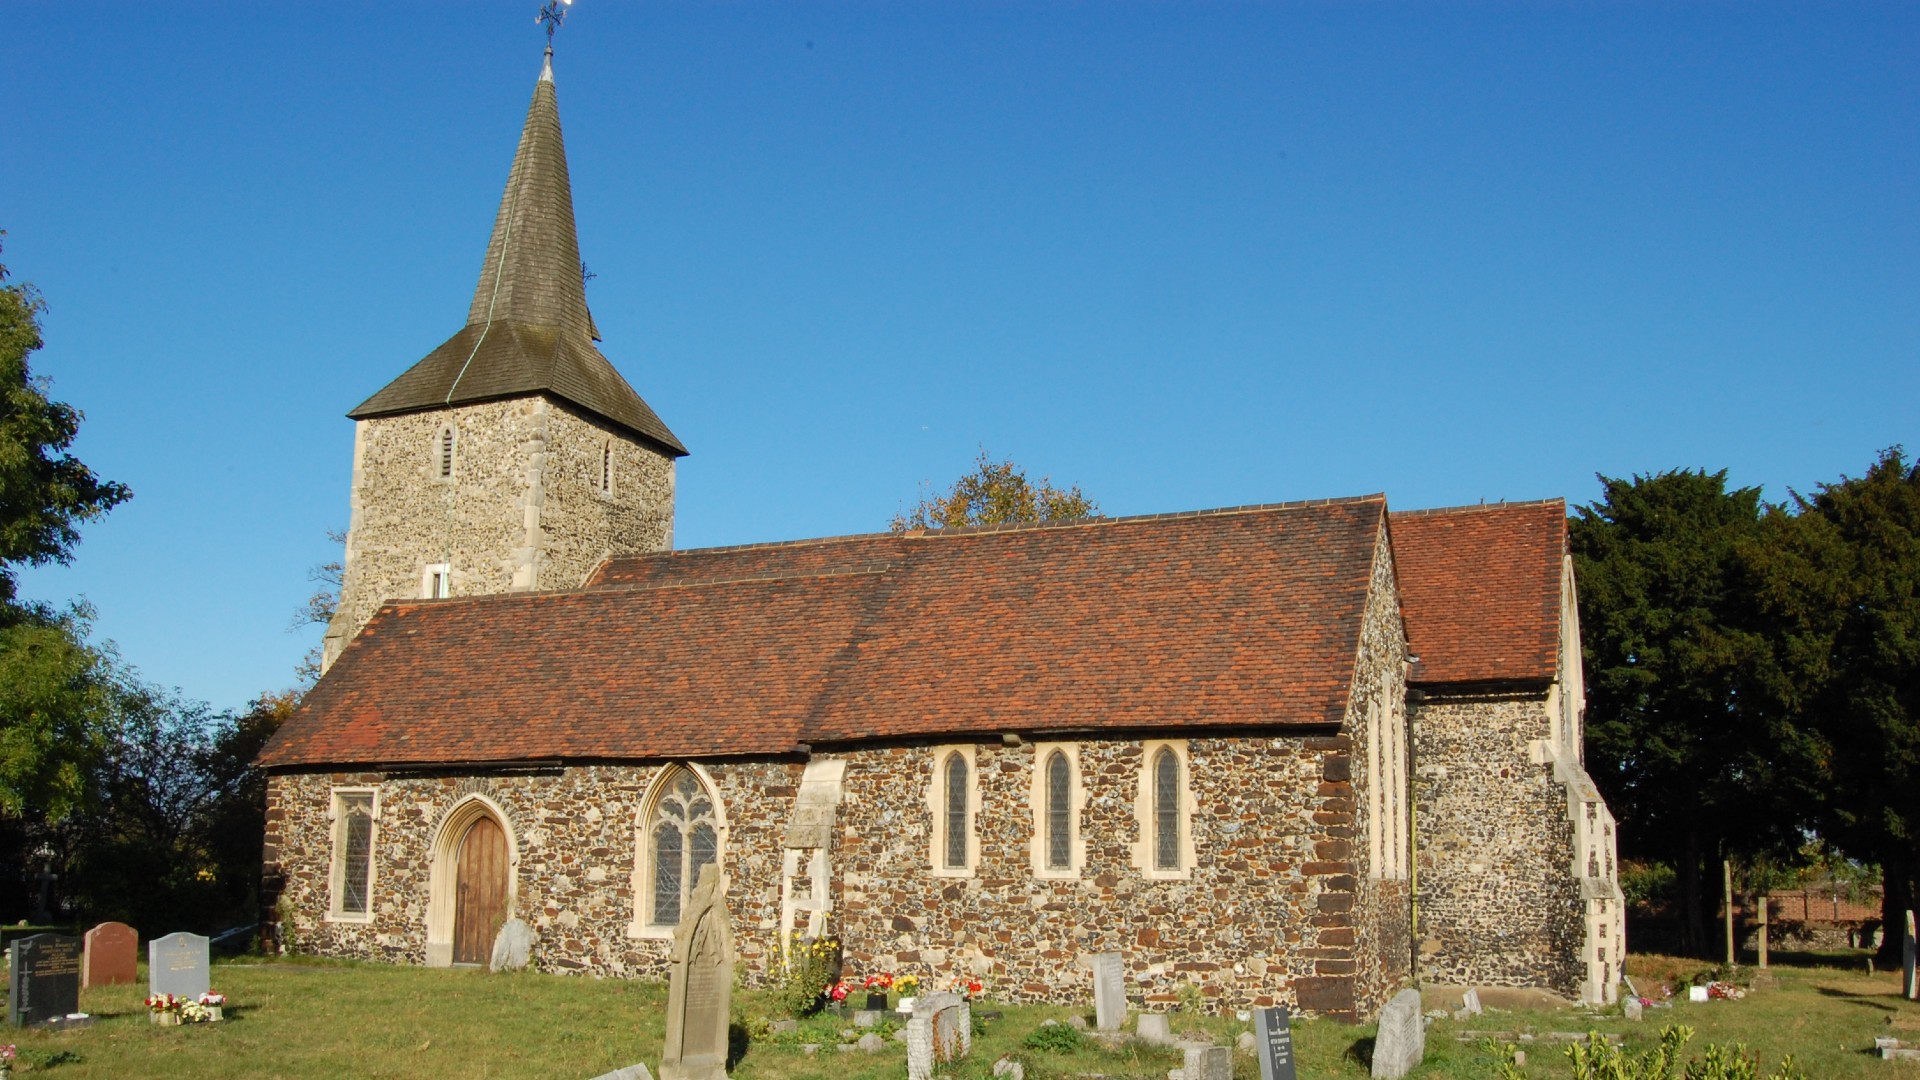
4,2,1915,713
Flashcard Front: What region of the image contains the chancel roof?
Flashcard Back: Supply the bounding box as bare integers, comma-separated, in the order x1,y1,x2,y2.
1389,500,1566,687
348,54,686,456
259,497,1391,769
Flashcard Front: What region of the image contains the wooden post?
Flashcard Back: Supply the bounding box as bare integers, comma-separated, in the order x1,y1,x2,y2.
1757,894,1769,968
1723,860,1736,967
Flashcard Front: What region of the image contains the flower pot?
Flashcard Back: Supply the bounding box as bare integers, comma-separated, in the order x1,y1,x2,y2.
896,995,917,1014
206,1006,224,1022
152,1011,182,1026
865,992,888,1011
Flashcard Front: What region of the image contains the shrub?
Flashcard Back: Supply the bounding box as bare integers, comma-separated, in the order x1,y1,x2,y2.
1022,1021,1085,1053
1562,1025,1807,1080
773,934,841,1018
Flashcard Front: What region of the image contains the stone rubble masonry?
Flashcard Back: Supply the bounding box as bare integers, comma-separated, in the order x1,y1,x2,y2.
1411,690,1584,998
323,395,674,668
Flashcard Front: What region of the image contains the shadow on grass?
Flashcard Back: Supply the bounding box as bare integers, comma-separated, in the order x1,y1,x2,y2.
1811,985,1897,1011
1347,1034,1376,1070
729,1020,752,1070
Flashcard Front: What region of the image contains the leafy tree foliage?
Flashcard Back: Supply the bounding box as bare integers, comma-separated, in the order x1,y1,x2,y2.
1570,469,1820,954
891,449,1097,532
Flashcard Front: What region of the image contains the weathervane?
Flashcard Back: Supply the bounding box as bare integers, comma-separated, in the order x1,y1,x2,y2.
538,0,573,48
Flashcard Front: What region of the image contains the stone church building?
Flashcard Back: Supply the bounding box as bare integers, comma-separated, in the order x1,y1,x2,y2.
259,50,1623,1022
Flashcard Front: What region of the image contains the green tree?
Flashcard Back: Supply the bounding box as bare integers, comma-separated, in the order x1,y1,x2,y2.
1759,448,1920,962
891,449,1097,532
1570,469,1819,955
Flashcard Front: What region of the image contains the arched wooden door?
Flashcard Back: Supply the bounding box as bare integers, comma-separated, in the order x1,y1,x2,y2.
452,815,508,965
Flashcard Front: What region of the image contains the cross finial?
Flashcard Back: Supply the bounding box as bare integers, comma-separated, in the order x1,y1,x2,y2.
537,0,572,48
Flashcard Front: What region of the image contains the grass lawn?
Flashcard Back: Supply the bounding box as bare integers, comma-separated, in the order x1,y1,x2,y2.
3,952,1917,1078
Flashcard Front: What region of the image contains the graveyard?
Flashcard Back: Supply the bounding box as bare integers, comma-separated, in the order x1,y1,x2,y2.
2,942,1919,1077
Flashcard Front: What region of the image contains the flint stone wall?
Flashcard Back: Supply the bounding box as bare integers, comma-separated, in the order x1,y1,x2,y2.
327,396,674,659
1411,691,1582,997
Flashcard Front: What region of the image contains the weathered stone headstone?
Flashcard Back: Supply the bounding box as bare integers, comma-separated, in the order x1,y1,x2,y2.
1169,1044,1232,1080
1092,952,1127,1031
1252,1006,1298,1080
1623,996,1644,1022
661,865,734,1080
907,991,973,1080
1461,988,1483,1017
1136,1013,1172,1044
856,1032,885,1053
489,917,533,972
1369,988,1426,1080
8,933,81,1027
1904,909,1916,1002
591,1065,655,1080
147,931,211,1001
993,1056,1025,1080
82,921,137,988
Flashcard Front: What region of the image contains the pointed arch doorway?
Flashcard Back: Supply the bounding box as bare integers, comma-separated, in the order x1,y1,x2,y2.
425,795,519,968
453,815,508,965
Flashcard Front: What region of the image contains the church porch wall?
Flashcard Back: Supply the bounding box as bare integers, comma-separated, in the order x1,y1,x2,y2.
1411,693,1584,997
266,761,799,979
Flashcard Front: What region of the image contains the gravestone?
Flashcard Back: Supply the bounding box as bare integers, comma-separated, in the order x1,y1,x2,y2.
1461,988,1483,1017
1169,1044,1232,1080
1623,996,1644,1022
1252,1006,1298,1080
148,931,211,1000
8,933,81,1027
1091,952,1127,1031
1369,988,1426,1080
1901,909,1917,1002
82,921,138,988
489,917,534,972
1136,1013,1172,1044
591,1066,655,1080
907,991,973,1080
660,865,734,1080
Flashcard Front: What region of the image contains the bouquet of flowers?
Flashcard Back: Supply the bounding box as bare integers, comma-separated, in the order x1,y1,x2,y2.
949,977,985,999
826,980,852,1003
198,991,227,1007
2,1043,15,1079
144,993,186,1016
863,972,894,991
894,974,920,996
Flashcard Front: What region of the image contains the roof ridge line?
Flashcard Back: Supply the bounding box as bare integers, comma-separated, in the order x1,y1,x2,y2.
1391,498,1565,518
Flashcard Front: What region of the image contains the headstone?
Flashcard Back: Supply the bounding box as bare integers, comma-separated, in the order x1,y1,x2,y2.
1136,1013,1173,1044
82,921,137,988
907,991,972,1080
854,1009,881,1028
1903,909,1916,1002
993,1057,1025,1080
1461,988,1483,1017
8,933,81,1027
857,1033,885,1053
1369,989,1425,1080
591,1066,655,1080
770,1019,798,1034
660,865,734,1080
147,931,211,1001
1623,997,1644,1022
1169,1044,1232,1080
489,917,534,972
1092,952,1127,1031
1252,1006,1298,1080
1237,1031,1255,1053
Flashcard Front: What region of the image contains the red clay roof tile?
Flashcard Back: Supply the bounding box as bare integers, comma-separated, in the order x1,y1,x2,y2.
1389,500,1565,686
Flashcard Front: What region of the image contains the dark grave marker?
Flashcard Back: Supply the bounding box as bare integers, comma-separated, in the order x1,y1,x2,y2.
1252,1006,1298,1080
8,933,81,1027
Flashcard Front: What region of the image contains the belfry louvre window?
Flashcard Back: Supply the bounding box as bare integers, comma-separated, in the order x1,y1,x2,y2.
1045,752,1071,870
647,768,718,927
944,753,969,869
599,441,614,496
330,790,376,918
437,425,456,479
1153,749,1180,871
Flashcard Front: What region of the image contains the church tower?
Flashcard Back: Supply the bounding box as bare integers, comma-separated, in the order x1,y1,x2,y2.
322,49,686,670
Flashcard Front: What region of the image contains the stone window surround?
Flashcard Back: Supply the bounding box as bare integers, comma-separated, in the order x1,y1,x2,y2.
629,762,730,940
597,439,614,499
434,422,457,482
324,786,379,924
1131,739,1195,880
423,792,519,967
926,745,981,878
421,562,452,599
1028,742,1087,879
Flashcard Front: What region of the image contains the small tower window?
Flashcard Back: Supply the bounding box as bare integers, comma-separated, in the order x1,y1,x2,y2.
423,563,451,599
599,440,613,497
437,425,457,481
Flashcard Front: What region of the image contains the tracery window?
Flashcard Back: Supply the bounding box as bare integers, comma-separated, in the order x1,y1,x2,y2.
943,753,969,870
329,788,377,919
1152,748,1181,871
646,768,719,927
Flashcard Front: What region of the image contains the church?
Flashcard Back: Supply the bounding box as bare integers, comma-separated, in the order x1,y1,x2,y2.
258,47,1623,1023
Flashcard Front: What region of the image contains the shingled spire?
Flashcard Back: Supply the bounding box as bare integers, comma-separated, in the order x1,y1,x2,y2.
349,50,686,456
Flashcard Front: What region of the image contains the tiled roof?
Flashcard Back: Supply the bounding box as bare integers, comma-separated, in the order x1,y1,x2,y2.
348,57,686,456
1389,500,1566,686
260,498,1388,768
